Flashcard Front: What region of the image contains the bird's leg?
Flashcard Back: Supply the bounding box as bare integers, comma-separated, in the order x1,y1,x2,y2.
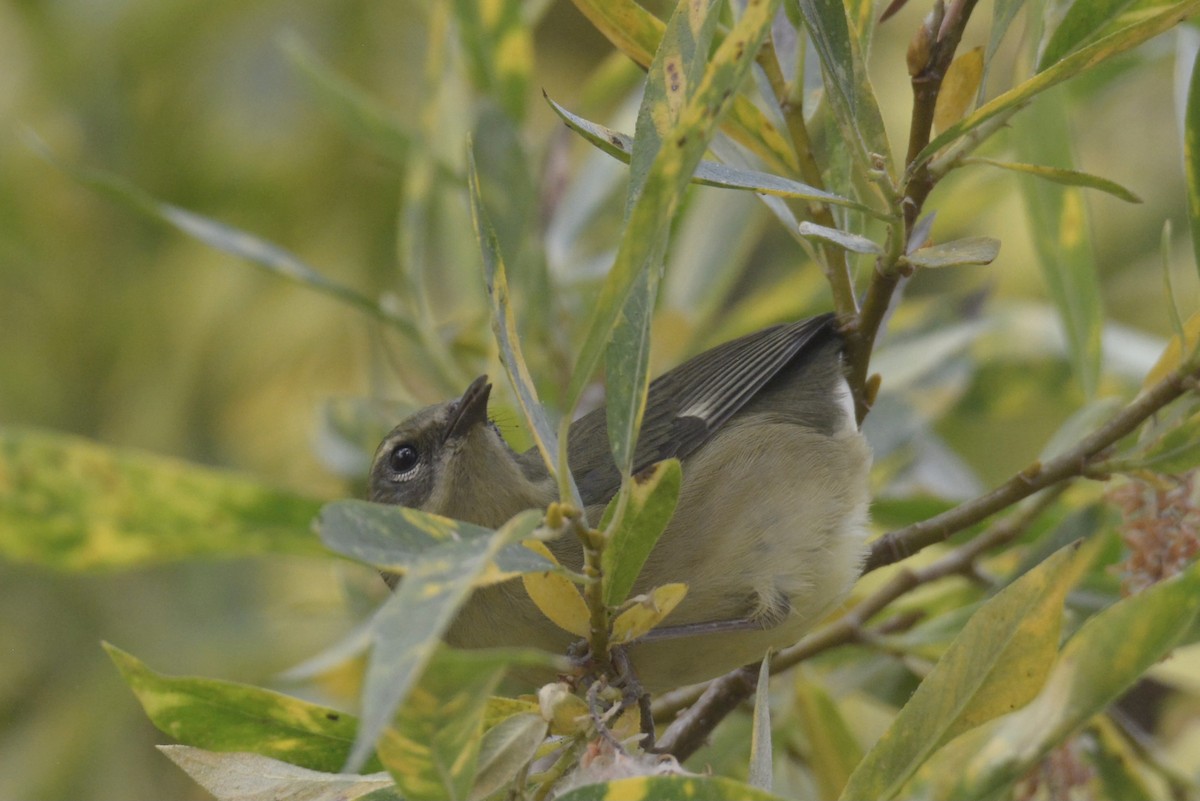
611,645,655,751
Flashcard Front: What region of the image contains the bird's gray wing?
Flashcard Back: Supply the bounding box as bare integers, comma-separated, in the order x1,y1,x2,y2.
562,313,840,506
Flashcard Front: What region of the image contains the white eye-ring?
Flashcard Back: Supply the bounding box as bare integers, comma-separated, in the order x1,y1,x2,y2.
387,443,421,479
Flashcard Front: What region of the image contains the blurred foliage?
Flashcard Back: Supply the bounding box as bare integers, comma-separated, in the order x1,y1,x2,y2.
2,0,1200,799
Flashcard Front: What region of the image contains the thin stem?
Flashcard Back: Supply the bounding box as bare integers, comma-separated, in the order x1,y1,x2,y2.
865,355,1200,572
847,0,982,419
755,40,859,321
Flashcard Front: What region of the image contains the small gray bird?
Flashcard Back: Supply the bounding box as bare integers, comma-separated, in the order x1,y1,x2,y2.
369,313,871,690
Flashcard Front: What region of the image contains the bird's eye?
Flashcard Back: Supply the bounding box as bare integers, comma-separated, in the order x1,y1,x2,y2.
388,443,420,475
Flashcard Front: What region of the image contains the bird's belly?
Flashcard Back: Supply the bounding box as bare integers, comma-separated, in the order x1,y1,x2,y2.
448,420,871,692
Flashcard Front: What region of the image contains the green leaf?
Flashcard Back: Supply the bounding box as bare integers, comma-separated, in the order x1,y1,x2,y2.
961,157,1142,203
562,0,782,452
280,34,412,168
792,672,864,800
567,0,800,175
934,560,1200,800
546,97,869,211
470,713,548,800
105,644,378,774
748,656,773,792
1185,42,1200,280
601,459,682,606
158,746,396,801
346,510,550,772
1087,716,1159,801
904,236,1000,269
557,775,789,800
24,131,418,339
840,543,1088,801
605,0,722,480
1038,0,1139,70
452,0,532,120
798,221,882,254
1016,92,1104,398
796,0,894,177
1134,410,1200,473
377,648,517,801
316,500,553,580
467,145,575,502
0,427,325,571
916,0,1200,167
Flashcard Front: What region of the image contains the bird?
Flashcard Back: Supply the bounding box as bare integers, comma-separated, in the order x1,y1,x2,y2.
368,313,871,691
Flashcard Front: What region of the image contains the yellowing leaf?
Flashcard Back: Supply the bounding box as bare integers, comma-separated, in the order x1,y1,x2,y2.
934,48,984,133
522,541,591,637
1143,310,1200,388
610,583,688,645
841,542,1090,800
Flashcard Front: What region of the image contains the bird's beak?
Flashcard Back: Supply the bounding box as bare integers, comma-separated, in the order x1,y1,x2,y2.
446,375,492,441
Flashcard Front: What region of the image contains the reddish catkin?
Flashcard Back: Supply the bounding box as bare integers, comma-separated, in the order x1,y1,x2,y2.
1107,470,1200,597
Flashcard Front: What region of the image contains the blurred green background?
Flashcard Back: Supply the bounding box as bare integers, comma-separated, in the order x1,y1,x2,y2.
1,1,1197,798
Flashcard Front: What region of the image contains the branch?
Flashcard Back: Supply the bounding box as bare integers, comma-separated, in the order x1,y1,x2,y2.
845,0,982,419
865,355,1200,572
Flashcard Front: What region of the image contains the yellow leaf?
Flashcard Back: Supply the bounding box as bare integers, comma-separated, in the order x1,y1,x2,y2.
610,583,688,645
1143,310,1200,388
934,48,984,134
521,541,590,637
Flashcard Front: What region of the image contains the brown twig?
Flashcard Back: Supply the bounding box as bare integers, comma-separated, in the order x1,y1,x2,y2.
865,356,1200,572
845,0,982,419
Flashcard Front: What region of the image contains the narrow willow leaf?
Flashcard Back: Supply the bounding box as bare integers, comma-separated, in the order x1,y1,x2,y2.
1186,39,1200,280
522,540,591,637
105,645,378,774
799,221,883,254
467,146,575,502
316,500,553,581
792,672,863,800
470,713,548,800
1162,220,1186,341
934,48,984,133
158,746,396,801
606,0,722,480
917,0,1200,167
0,427,325,571
280,34,412,168
1142,311,1200,387
556,775,789,800
24,132,418,338
962,157,1142,202
748,656,773,792
941,561,1200,800
347,510,546,772
904,237,1000,269
1016,94,1104,398
1038,0,1138,71
601,459,682,606
840,543,1088,801
1088,716,1159,801
377,648,521,801
796,0,894,176
610,583,688,645
546,97,868,211
562,0,782,430
451,0,532,120
1134,410,1200,473
985,0,1027,78
568,0,800,174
